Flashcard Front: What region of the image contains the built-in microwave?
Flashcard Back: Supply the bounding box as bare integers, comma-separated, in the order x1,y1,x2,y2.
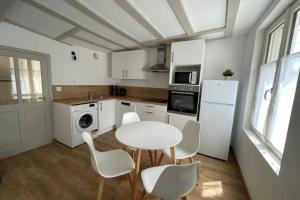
174,71,197,84
167,85,199,115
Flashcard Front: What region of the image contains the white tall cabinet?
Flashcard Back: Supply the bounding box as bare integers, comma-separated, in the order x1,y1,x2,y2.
112,49,147,80
169,39,206,84
98,99,115,134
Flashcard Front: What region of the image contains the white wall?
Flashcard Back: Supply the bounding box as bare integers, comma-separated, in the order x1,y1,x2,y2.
0,22,113,85
232,0,300,199
204,36,246,81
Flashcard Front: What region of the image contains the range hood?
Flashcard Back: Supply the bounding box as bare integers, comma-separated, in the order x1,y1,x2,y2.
149,45,169,73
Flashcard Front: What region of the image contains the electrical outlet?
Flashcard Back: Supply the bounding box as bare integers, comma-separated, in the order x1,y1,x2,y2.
56,87,62,92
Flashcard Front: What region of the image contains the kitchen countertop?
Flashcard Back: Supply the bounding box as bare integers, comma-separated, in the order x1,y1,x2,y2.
54,96,168,106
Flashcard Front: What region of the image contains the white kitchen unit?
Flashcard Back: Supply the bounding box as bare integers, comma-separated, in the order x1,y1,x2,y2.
112,49,148,80
170,39,206,66
169,39,206,85
136,102,167,123
98,99,115,134
167,112,197,130
198,80,238,160
115,100,137,127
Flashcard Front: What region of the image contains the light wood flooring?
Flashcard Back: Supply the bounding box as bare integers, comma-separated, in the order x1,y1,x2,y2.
0,130,250,200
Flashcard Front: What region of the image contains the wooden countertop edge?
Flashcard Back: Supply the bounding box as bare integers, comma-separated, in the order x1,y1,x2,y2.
53,96,168,106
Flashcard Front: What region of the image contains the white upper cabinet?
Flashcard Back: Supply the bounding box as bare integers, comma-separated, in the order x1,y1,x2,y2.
112,50,148,80
170,39,206,66
112,52,126,79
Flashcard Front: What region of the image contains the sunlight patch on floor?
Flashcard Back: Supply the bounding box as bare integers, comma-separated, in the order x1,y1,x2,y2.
202,181,223,198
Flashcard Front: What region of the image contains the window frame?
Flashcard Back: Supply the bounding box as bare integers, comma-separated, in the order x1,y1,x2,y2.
250,2,300,159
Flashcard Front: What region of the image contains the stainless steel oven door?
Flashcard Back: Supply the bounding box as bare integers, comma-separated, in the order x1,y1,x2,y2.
168,90,198,115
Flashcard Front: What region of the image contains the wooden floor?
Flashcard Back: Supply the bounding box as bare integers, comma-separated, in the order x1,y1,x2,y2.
0,130,249,200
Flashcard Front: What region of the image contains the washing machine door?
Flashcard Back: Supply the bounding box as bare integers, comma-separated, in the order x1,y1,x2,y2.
76,112,94,132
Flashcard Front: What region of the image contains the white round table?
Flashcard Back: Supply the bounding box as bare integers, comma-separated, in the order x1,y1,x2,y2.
115,121,183,200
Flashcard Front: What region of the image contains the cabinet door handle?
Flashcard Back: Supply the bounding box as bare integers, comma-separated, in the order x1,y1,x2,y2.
167,114,170,123
126,70,128,78
146,105,154,108
100,102,103,111
122,69,125,78
145,111,153,114
171,52,174,63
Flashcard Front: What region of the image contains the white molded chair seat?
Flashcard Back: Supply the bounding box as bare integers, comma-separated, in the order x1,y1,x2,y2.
94,149,135,178
162,120,201,160
122,112,141,151
141,162,200,199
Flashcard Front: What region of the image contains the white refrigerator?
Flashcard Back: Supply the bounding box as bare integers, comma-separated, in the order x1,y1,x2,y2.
198,80,238,160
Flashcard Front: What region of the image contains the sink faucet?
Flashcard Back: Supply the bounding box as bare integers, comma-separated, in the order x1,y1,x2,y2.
88,92,96,100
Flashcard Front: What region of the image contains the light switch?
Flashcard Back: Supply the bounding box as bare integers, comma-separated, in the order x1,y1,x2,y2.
56,87,62,92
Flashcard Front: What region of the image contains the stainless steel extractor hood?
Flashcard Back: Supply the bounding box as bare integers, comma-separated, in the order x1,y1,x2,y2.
149,45,169,73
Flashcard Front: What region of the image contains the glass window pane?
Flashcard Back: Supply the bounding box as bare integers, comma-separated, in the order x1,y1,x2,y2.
290,10,300,54
267,53,300,154
266,24,284,63
251,62,277,135
0,56,18,104
18,58,43,102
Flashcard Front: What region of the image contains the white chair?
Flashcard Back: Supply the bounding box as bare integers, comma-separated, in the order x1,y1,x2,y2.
81,132,135,200
122,112,140,153
159,120,201,165
122,112,140,125
141,161,200,200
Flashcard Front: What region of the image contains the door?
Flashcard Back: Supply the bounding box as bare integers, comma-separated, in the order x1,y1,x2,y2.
112,52,125,79
126,50,147,79
99,99,115,133
201,80,239,104
0,48,52,159
171,40,205,65
198,102,235,160
138,110,167,122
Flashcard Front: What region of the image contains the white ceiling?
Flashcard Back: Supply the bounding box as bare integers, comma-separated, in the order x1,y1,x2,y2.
182,0,227,32
1,0,272,52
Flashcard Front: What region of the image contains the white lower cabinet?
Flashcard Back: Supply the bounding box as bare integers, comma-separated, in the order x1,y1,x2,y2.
98,99,115,134
136,102,167,123
167,112,197,130
115,100,137,127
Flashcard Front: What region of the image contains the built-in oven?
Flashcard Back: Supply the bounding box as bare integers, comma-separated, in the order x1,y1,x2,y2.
167,85,199,115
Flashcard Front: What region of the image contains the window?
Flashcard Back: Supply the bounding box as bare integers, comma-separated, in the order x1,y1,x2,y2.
0,49,47,105
266,24,284,63
251,4,300,159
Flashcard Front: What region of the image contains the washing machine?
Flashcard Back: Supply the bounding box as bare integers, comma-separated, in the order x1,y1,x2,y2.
54,102,99,148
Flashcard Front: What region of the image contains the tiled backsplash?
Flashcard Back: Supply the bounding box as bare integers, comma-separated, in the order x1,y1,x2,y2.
52,85,168,100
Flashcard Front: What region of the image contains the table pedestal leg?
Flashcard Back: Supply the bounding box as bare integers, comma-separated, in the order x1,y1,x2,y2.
170,146,176,164
132,149,141,200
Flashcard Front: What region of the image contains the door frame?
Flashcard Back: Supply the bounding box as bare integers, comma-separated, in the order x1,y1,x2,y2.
0,45,54,148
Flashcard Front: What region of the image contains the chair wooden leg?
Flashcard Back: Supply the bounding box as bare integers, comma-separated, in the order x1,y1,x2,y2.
170,146,176,164
97,176,105,200
148,150,154,166
132,149,142,200
128,173,133,192
154,150,158,166
188,157,193,163
157,152,164,166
